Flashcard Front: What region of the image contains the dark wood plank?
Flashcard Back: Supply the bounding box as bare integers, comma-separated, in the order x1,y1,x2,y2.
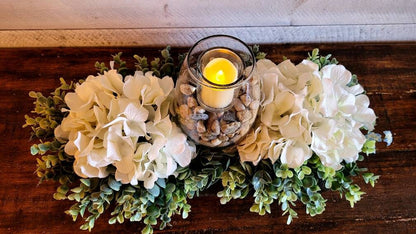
0,43,415,233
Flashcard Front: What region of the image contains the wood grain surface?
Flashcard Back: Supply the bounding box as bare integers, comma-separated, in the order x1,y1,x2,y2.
0,43,415,233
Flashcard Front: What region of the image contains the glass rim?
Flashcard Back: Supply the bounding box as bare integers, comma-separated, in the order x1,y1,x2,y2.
186,34,256,90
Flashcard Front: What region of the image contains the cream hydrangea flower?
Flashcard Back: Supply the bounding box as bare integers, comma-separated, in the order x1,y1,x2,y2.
238,124,274,165
55,70,196,189
237,59,318,168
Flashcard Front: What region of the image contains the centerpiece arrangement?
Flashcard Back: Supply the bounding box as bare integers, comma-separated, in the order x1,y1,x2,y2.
24,35,392,233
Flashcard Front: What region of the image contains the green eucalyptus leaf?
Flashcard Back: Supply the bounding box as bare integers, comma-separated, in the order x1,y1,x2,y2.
57,185,69,194
80,205,87,217
286,214,293,225
53,192,67,200
148,185,160,197
108,216,117,225
30,145,39,155
80,179,90,187
142,224,152,234
71,186,83,193
165,183,175,194
108,177,121,191
156,178,166,188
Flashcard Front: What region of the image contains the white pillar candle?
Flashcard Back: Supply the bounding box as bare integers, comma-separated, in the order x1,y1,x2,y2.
200,57,238,109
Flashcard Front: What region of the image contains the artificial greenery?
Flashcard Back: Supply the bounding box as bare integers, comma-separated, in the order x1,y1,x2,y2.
24,47,383,233
23,78,76,183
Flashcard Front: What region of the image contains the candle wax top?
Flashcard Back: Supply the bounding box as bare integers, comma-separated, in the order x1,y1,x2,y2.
203,58,238,85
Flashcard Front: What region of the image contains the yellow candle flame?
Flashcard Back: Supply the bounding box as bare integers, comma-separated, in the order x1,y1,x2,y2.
215,70,225,83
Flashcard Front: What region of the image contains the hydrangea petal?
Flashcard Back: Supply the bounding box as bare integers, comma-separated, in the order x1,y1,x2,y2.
142,170,158,189
277,59,299,84
268,137,285,164
238,124,272,165
88,148,110,168
296,59,319,73
153,151,177,178
133,142,152,162
322,64,351,87
158,76,174,98
101,70,124,95
260,71,279,106
148,137,166,161
165,125,194,167
74,132,94,155
256,59,276,71
114,155,135,174
74,156,109,178
65,92,94,112
346,84,364,95
338,93,357,115
93,106,107,126
123,74,142,100
146,116,172,138
320,78,338,117
280,140,312,168
154,99,171,123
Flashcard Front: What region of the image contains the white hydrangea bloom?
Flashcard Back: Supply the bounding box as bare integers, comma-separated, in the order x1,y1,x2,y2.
311,65,376,169
319,65,376,130
55,70,196,189
311,119,366,170
237,59,375,170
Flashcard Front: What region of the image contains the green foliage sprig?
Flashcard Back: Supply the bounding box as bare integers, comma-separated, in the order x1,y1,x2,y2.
308,48,339,69
23,78,76,183
250,45,267,61
133,46,176,78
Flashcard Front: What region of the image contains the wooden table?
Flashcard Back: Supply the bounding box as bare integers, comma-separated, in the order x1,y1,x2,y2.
0,43,415,233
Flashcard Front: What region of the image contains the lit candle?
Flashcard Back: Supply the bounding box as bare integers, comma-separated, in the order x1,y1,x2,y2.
200,57,238,109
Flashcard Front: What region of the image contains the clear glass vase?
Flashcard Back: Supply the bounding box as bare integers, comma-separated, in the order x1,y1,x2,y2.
174,35,260,148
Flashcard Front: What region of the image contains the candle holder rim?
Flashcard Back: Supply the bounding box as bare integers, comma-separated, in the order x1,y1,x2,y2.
196,46,245,88
186,34,256,90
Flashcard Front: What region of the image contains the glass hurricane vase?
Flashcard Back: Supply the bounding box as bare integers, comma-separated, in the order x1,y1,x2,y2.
173,35,260,148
